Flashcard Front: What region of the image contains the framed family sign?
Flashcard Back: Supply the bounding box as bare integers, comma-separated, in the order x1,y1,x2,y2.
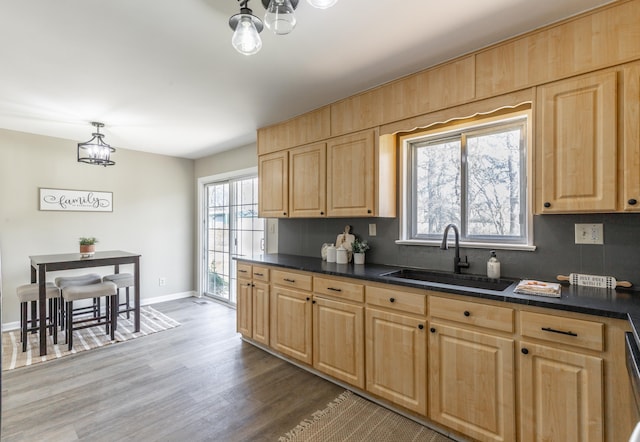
39,188,113,212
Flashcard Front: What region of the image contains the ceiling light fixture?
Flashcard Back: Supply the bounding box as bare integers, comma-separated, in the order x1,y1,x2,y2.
229,0,338,55
77,122,115,167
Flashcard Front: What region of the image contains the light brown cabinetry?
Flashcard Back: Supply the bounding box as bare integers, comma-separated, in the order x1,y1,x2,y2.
428,296,516,442
269,270,313,364
236,264,270,344
326,129,395,217
623,62,640,211
257,106,331,155
365,285,427,415
288,142,326,217
258,151,288,217
536,69,618,213
312,276,364,388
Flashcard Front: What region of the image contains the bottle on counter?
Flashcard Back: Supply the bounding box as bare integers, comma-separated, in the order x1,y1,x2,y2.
487,250,501,279
326,244,337,263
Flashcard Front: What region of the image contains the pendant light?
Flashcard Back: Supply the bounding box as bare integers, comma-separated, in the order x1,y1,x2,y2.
262,0,298,35
77,122,115,167
229,0,264,55
307,0,338,9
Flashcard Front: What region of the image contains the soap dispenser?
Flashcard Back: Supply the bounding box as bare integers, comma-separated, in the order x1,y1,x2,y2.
487,250,501,279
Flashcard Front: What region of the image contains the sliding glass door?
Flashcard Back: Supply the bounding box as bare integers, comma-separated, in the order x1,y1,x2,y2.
204,176,264,304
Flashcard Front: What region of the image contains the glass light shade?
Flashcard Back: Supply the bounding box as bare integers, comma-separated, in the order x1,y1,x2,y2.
232,15,263,55
306,0,337,9
264,0,296,35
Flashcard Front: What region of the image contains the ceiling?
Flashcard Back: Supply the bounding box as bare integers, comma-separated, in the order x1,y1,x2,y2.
0,0,614,160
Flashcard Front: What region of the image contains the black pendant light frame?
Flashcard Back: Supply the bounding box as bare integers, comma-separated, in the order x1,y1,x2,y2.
77,122,116,167
229,0,264,33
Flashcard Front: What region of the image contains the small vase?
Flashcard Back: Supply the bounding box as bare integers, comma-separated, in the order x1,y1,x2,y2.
353,252,365,265
80,244,95,257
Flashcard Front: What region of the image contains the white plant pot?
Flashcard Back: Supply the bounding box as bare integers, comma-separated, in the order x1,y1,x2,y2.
353,253,365,265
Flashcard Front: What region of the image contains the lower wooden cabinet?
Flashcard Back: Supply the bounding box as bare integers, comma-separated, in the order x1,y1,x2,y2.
365,307,427,415
429,322,516,442
236,276,252,338
312,296,364,388
270,286,313,364
519,341,604,442
251,281,269,346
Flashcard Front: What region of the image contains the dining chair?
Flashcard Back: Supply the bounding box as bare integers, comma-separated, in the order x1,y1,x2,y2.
61,281,118,350
16,283,60,352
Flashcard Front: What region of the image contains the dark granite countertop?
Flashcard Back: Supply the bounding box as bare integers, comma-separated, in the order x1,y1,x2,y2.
236,253,640,322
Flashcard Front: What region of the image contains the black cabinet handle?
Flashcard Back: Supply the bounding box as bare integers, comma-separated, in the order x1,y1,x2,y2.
544,202,551,208
541,327,577,337
464,311,470,317
430,327,436,333
306,297,310,301
389,298,395,303
312,300,316,304
418,324,424,330
629,199,638,205
367,209,372,214
284,278,296,283
521,348,529,355
320,211,324,215
254,272,264,277
283,212,287,216
246,282,252,287
239,270,248,273
327,287,342,292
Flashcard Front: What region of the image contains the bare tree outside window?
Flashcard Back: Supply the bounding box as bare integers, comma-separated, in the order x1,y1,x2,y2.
408,117,527,245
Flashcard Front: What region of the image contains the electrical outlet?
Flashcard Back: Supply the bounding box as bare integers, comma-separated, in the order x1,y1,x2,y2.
159,277,166,286
574,224,604,245
369,223,377,236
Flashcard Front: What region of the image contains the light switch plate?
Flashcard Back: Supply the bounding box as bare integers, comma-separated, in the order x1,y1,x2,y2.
369,223,377,236
574,223,603,244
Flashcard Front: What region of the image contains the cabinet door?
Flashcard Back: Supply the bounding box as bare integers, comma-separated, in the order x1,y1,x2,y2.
365,308,427,415
252,281,269,345
429,323,515,442
519,341,603,442
236,278,252,337
313,296,364,388
258,151,289,217
536,70,617,213
327,130,375,217
270,286,312,364
624,63,640,211
289,143,326,217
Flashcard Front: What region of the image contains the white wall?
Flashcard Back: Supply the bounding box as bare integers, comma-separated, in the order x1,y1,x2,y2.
194,143,257,179
0,129,195,324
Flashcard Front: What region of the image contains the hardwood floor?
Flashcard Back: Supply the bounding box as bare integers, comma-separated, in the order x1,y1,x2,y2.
1,298,344,441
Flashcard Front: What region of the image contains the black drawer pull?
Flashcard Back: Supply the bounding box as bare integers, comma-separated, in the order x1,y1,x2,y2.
544,202,551,208
284,278,296,283
430,327,436,333
418,324,424,330
629,198,638,205
463,310,470,317
238,270,248,273
521,348,529,355
541,327,577,337
306,297,310,301
254,272,264,277
389,298,395,303
327,287,342,292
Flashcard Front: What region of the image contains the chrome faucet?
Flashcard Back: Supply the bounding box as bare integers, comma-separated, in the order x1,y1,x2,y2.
440,224,470,274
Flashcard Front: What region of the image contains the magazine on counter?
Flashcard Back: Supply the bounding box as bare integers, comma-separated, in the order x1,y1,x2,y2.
514,279,562,297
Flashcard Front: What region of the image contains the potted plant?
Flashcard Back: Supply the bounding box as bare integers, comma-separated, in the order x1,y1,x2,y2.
352,238,370,265
79,237,98,257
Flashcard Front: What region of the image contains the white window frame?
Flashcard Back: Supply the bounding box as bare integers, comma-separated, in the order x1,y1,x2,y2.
396,109,536,251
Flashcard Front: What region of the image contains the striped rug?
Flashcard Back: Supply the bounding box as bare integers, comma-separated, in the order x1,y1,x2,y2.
280,391,455,442
2,306,180,370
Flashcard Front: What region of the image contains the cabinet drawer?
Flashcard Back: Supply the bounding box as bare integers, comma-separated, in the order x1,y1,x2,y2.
237,263,252,278
271,269,312,291
314,277,364,303
251,266,270,283
520,311,604,351
430,296,514,333
366,286,426,316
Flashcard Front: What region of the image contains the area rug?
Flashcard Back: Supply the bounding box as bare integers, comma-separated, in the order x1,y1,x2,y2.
2,306,180,370
279,391,455,442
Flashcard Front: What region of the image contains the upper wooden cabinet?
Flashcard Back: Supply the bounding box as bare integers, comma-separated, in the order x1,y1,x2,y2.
326,129,396,218
257,106,330,155
475,0,640,98
289,142,326,218
258,150,288,218
623,62,640,211
536,70,618,213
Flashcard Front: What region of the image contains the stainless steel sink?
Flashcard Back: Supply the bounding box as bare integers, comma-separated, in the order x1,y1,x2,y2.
380,269,514,291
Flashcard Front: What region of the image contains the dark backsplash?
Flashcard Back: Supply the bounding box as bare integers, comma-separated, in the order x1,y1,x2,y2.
277,214,640,285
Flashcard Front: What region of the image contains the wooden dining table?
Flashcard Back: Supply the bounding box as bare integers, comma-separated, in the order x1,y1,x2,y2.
29,250,141,356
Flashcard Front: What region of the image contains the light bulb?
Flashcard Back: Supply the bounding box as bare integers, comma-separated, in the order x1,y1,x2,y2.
264,0,296,35
232,15,263,55
306,0,337,9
